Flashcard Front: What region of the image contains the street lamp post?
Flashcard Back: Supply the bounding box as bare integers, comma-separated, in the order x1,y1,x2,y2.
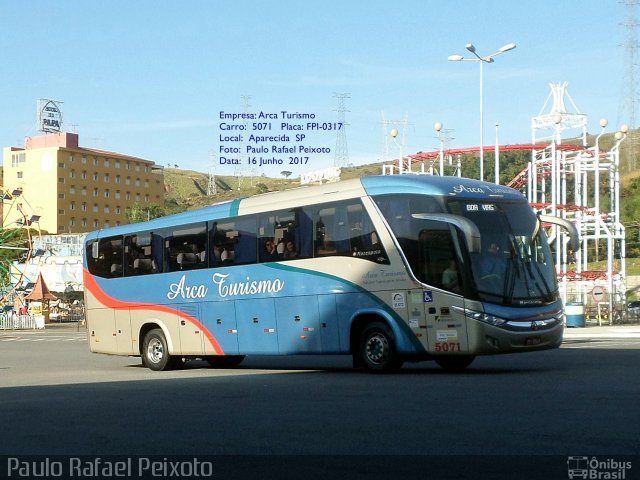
448,43,516,181
434,122,444,176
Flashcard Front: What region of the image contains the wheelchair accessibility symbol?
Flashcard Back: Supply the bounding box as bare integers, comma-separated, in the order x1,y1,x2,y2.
423,290,433,303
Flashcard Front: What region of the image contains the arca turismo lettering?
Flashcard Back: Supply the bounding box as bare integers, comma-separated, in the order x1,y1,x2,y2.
166,273,285,300
167,275,208,300
212,272,284,298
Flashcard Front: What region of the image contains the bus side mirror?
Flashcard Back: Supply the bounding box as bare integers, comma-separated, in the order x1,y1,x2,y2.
538,215,580,253
411,213,481,254
91,241,99,259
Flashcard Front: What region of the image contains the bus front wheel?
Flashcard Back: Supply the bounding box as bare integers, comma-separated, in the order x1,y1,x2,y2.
142,328,176,371
358,321,403,372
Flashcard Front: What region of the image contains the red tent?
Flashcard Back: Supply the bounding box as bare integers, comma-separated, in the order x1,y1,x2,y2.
24,273,57,301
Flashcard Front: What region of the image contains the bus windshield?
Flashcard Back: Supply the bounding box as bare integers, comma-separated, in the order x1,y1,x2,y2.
374,194,558,306
447,199,557,306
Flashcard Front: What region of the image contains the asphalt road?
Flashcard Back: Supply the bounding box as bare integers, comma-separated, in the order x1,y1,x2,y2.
1,329,639,479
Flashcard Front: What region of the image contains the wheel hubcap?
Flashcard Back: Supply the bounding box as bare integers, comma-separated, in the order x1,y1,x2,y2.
365,333,389,364
147,338,164,364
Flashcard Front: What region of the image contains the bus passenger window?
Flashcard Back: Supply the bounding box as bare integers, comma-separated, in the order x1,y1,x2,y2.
166,223,207,272
85,235,124,278
259,209,310,262
212,216,256,266
125,233,154,276
315,201,389,264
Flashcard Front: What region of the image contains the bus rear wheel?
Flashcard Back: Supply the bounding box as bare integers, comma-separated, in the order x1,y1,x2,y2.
142,328,177,371
358,321,403,372
434,355,475,371
205,355,245,368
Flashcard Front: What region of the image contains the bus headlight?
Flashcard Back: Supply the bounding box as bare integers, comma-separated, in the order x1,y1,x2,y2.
465,309,508,327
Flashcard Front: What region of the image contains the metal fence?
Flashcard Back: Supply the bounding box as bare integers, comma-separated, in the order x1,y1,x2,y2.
0,314,42,330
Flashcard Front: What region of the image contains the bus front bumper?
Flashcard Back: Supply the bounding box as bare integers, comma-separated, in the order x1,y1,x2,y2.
467,317,564,355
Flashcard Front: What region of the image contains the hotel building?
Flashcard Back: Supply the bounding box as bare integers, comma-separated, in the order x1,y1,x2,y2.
2,132,164,234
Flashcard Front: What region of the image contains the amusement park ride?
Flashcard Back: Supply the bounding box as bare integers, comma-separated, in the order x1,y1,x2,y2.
386,82,630,323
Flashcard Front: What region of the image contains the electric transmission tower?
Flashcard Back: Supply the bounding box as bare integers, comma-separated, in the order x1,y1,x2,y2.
333,93,350,167
207,150,216,196
620,0,640,170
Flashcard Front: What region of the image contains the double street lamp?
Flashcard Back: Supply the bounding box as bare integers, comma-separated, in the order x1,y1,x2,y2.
448,43,516,181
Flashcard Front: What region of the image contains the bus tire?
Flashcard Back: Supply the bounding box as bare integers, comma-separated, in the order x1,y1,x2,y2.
142,328,175,371
358,321,403,372
205,355,246,368
434,355,475,371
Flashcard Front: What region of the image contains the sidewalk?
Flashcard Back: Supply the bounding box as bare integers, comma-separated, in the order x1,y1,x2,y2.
562,324,640,340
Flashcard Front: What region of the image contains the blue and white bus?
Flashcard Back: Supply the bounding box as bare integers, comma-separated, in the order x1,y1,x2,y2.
83,175,577,371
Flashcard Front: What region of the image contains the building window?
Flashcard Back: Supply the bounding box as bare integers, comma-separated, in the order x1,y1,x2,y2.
69,155,74,163
126,192,131,200
69,187,75,194
81,187,87,196
69,170,75,178
104,159,110,168
115,191,121,199
104,206,110,214
93,205,98,213
69,218,75,227
70,202,75,210
58,193,65,199
81,203,87,212
17,171,23,179
115,175,121,184
135,178,140,187
58,209,65,215
59,162,65,168
135,164,140,172
125,176,131,185
82,156,87,164
115,160,120,169
144,180,149,188
82,219,87,227
58,177,64,183
93,157,98,166
115,206,121,214
104,174,109,183
125,161,130,170
104,189,110,198
93,220,99,228
93,188,98,197
81,171,87,180
136,193,141,202
144,194,149,202
11,153,26,167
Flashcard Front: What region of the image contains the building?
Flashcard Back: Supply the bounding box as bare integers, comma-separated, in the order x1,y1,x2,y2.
2,132,164,234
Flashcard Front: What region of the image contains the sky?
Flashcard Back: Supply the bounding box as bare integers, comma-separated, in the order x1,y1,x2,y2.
0,0,629,179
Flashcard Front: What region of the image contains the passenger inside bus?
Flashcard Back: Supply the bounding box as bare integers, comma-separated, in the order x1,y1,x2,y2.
441,259,460,292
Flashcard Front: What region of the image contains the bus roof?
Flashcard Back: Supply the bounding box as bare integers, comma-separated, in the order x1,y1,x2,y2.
84,175,525,241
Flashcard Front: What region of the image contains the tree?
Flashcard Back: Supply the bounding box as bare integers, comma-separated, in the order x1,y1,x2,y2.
281,171,292,179
125,203,165,224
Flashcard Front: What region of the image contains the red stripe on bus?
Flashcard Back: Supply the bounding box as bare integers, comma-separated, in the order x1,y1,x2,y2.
83,269,224,355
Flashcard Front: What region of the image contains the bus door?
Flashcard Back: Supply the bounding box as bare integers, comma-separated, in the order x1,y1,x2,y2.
200,300,239,355
416,228,470,355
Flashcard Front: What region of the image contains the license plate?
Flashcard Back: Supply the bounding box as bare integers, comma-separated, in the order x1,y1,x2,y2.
525,336,541,346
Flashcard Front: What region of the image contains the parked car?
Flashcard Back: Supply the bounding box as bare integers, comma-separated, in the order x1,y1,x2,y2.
628,300,640,322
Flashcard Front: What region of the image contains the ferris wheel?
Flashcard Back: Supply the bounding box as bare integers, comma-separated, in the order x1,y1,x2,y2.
0,187,43,307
